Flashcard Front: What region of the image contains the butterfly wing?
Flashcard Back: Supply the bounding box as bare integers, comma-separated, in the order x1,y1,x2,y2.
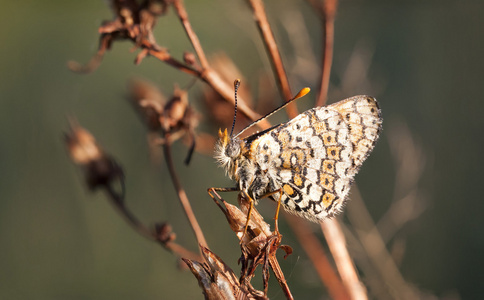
250,95,382,222
332,95,383,175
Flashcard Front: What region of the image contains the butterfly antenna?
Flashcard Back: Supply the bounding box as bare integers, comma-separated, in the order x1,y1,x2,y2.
235,87,310,138
230,79,241,137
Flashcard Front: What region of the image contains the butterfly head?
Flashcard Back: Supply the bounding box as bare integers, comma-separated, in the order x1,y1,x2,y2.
215,128,242,178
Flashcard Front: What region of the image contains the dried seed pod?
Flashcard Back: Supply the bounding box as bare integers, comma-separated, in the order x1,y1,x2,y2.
128,78,166,131
65,121,124,196
183,246,263,300
183,51,197,66
161,86,189,132
154,222,176,243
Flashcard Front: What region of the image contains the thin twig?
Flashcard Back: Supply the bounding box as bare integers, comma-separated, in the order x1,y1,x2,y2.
336,222,390,300
104,185,202,261
145,51,270,129
246,0,298,119
67,34,113,74
168,0,271,130
104,185,157,240
285,214,350,300
347,187,417,299
148,48,270,129
320,219,368,300
146,46,201,76
172,0,209,69
268,255,294,300
309,0,338,107
162,134,208,249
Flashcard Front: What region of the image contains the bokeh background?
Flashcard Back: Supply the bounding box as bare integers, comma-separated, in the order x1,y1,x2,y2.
1,0,483,299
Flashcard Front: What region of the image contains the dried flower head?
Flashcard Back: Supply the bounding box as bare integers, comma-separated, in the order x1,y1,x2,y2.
183,246,265,300
64,121,124,195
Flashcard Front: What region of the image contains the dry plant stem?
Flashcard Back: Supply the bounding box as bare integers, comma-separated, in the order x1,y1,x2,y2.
104,185,156,240
67,34,112,74
149,51,267,128
147,47,200,76
172,0,209,69
285,214,350,300
170,0,270,129
162,136,208,249
321,219,368,300
148,44,269,130
104,185,201,261
376,190,425,244
164,241,203,262
246,0,298,119
146,54,268,129
71,1,267,127
137,34,200,76
268,255,294,300
314,0,338,107
348,187,417,299
336,223,388,299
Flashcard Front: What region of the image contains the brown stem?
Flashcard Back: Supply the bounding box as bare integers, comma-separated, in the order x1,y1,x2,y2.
172,0,209,69
313,0,338,107
170,0,270,130
162,135,208,249
321,219,368,300
347,187,418,299
268,255,294,300
246,0,298,119
147,48,201,76
285,215,350,300
67,34,113,74
104,185,156,240
148,49,269,129
104,185,202,261
136,36,202,76
143,44,269,130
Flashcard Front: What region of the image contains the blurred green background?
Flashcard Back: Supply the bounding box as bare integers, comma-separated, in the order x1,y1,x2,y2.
1,0,483,299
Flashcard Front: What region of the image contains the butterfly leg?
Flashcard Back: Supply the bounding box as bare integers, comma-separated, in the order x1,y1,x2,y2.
208,187,253,241
259,189,284,237
207,186,239,200
207,187,240,216
274,189,283,236
240,190,255,242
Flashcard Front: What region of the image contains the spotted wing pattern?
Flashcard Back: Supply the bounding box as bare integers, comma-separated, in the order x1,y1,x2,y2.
249,95,382,221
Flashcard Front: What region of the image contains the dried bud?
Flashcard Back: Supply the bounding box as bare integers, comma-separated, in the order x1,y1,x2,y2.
147,0,169,16
128,78,165,131
183,246,262,299
65,126,103,165
209,190,273,254
183,51,197,66
154,222,176,243
65,122,124,193
161,86,189,132
127,80,199,165
208,190,291,295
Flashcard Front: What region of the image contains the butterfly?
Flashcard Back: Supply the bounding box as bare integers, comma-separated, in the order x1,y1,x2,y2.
210,81,382,232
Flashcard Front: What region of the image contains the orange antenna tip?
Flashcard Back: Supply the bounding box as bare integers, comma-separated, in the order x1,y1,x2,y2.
293,87,310,100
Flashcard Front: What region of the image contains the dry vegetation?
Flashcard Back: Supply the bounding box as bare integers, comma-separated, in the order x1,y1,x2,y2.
65,0,427,299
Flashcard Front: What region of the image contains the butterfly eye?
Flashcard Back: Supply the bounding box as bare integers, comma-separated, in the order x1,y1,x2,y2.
225,139,241,158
